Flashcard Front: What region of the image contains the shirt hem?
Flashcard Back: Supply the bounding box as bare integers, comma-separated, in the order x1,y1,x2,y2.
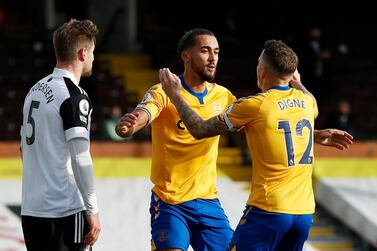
247,203,315,215
21,207,85,218
152,188,218,205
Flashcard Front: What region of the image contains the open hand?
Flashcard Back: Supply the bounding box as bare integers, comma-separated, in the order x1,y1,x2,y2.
159,68,182,102
315,128,353,150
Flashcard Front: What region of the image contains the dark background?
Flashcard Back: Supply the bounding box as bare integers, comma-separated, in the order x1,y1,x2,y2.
1,0,376,140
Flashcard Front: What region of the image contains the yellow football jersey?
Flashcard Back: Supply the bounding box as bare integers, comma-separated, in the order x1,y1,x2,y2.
221,86,318,214
137,80,236,204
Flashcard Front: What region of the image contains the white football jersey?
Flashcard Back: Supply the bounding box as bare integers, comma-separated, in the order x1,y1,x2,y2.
20,68,92,218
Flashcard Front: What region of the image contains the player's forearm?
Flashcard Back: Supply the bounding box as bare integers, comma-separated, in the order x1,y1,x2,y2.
292,81,317,103
313,129,333,145
313,128,353,149
170,96,228,139
68,138,98,215
313,129,322,144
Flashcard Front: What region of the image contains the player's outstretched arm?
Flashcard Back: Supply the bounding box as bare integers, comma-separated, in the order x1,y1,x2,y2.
314,129,353,150
160,68,228,139
115,109,149,138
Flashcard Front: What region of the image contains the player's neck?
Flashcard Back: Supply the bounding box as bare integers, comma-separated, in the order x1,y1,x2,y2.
262,77,290,92
182,72,207,93
56,62,82,85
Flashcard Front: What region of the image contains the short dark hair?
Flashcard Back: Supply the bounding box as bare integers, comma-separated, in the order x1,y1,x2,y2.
53,19,98,62
177,28,216,54
262,40,298,75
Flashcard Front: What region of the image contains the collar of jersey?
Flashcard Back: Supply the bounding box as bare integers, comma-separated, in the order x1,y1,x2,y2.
269,85,291,91
179,75,208,105
52,68,79,86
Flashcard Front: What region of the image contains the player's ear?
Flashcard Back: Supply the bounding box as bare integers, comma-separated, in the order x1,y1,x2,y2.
181,51,190,63
257,65,265,79
77,48,87,62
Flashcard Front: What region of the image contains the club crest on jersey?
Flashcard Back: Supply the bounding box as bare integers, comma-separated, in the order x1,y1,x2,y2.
79,99,89,116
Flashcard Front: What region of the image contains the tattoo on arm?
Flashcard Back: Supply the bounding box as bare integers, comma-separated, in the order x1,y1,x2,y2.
293,82,317,103
173,98,228,139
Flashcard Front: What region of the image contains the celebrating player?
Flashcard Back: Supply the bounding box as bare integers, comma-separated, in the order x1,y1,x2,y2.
116,28,235,251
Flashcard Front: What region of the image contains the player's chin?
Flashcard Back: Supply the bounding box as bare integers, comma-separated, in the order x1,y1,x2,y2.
203,71,216,81
82,69,93,77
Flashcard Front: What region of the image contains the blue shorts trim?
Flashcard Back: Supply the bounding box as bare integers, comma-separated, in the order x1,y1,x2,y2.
228,206,313,251
150,192,233,251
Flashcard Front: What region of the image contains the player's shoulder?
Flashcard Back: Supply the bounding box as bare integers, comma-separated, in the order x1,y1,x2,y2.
142,83,167,99
209,82,233,95
232,93,264,111
29,75,54,89
291,88,316,103
52,77,90,111
26,75,63,103
146,83,164,93
138,83,166,104
40,74,78,97
62,77,85,96
209,82,227,91
236,92,264,103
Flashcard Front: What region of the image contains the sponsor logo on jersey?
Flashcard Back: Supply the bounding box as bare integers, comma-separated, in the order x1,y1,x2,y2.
177,120,185,130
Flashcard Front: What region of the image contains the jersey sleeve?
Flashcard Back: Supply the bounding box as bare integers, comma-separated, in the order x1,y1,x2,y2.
60,94,92,141
227,90,237,106
68,138,98,215
304,92,319,119
313,97,319,119
135,84,167,125
219,95,263,131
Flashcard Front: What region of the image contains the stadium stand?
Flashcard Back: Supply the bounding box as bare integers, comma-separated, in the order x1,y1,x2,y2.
1,2,376,140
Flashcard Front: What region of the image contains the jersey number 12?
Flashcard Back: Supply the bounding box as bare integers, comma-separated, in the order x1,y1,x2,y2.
278,119,313,167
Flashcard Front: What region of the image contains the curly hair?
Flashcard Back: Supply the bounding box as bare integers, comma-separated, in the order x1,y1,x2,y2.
53,19,98,62
262,40,298,75
177,28,215,54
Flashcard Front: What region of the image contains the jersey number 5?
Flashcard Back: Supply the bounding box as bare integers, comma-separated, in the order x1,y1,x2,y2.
278,119,313,167
26,100,40,145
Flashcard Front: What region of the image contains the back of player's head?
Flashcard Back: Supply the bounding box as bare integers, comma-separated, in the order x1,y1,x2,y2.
53,19,98,62
177,28,216,54
262,40,298,76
